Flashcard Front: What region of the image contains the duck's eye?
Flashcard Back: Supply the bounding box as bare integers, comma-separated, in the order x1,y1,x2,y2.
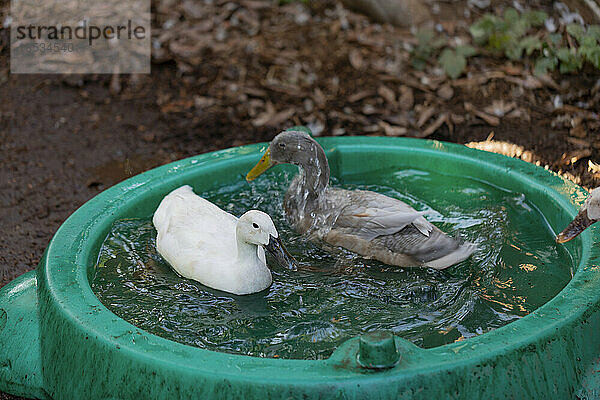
252,223,259,229
278,142,286,149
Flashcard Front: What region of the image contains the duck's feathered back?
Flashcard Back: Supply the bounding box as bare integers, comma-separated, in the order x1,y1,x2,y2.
153,185,239,277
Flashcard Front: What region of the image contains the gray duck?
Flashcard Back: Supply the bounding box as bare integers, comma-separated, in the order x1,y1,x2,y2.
246,127,476,270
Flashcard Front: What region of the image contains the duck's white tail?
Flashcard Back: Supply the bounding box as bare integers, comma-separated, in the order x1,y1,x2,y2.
152,185,194,232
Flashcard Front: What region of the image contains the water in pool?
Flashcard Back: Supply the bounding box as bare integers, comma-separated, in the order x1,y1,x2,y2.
91,167,573,359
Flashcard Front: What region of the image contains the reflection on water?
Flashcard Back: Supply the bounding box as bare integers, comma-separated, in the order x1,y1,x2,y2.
91,167,573,359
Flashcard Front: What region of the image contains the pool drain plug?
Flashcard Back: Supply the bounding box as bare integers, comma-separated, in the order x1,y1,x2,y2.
357,331,400,370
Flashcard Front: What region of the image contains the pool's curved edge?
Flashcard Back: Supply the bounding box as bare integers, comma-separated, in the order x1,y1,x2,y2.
36,137,600,399
0,270,45,399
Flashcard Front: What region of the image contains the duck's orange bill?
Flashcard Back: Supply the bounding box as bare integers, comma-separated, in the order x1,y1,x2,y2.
246,148,272,181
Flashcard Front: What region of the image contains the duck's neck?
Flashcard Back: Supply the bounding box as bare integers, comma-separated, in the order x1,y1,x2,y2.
233,238,272,294
235,240,262,266
295,141,330,198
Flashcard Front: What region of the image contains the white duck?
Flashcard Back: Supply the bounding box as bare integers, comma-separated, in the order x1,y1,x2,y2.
153,185,295,295
556,187,600,243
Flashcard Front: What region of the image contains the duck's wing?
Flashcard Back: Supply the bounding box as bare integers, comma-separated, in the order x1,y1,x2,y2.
372,224,475,269
326,188,475,269
153,185,239,272
330,189,433,240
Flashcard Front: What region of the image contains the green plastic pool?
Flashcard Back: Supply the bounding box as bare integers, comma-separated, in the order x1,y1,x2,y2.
0,136,599,399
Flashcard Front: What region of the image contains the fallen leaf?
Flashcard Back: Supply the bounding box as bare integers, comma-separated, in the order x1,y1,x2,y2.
440,21,456,35
332,127,346,136
464,102,500,126
506,108,530,122
240,0,272,10
109,73,121,96
160,98,195,113
418,113,448,137
451,114,466,124
383,113,410,127
313,88,326,107
377,85,396,104
436,84,454,100
589,160,600,173
244,87,268,98
445,115,454,134
562,149,592,165
194,96,216,108
452,71,506,87
349,48,365,70
348,90,374,103
505,75,543,90
553,105,598,120
483,100,516,117
267,108,296,127
416,106,436,128
567,136,590,148
501,64,523,75
251,102,275,127
378,120,407,136
398,85,414,110
570,116,586,138
362,104,378,115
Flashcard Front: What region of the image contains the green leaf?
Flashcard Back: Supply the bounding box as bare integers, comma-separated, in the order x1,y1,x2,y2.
519,35,542,56
523,10,548,26
488,32,512,51
580,35,599,48
556,48,582,73
534,56,557,76
470,15,499,45
431,37,448,49
511,18,531,38
416,29,436,46
566,23,586,43
556,48,573,60
587,49,600,69
588,25,600,43
503,8,520,25
411,57,427,71
548,33,563,46
505,45,523,61
455,44,477,57
439,49,467,79
579,44,600,69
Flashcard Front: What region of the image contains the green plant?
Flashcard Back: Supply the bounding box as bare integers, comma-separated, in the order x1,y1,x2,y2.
470,7,600,76
533,24,600,75
411,29,447,70
438,44,477,79
469,7,547,61
409,7,600,79
410,29,476,79
567,23,600,68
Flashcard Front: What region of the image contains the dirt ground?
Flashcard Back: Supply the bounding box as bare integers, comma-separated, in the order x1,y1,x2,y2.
0,0,599,398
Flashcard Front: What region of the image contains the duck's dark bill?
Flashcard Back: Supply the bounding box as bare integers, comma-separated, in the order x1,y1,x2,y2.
556,209,595,243
246,148,272,181
265,235,297,270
